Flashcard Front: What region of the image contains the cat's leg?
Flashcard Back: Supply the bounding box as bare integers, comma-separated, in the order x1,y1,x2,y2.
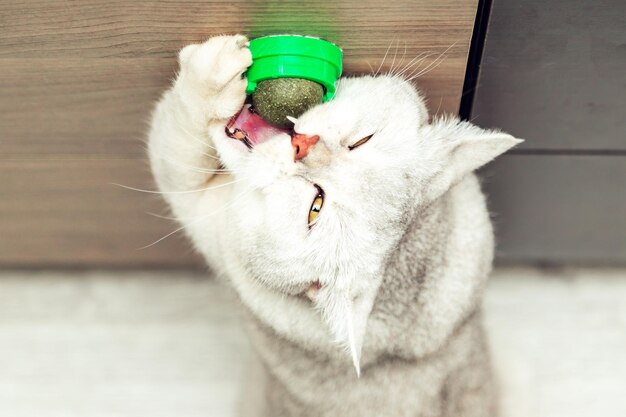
237,353,271,417
148,35,252,220
441,321,496,417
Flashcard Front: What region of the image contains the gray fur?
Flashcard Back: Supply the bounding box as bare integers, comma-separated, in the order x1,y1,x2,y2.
240,176,498,417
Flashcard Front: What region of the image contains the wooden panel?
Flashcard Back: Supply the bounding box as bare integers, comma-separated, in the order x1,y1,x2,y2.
472,0,626,151
0,0,478,267
0,59,174,158
482,155,626,264
0,160,201,267
1,1,475,59
0,0,476,118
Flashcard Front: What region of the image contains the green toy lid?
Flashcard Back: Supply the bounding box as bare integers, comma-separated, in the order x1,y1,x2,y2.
246,35,343,101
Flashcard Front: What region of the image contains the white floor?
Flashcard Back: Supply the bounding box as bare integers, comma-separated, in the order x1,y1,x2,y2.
0,268,624,417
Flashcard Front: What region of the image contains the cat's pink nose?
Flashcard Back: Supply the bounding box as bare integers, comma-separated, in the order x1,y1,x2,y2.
291,134,320,161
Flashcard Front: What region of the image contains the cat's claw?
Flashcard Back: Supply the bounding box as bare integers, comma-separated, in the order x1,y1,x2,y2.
235,36,250,49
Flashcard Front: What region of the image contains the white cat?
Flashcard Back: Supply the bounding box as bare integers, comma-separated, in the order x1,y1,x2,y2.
148,35,521,416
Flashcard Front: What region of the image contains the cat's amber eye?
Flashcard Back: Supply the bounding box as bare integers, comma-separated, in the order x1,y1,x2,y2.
348,134,374,150
308,190,324,227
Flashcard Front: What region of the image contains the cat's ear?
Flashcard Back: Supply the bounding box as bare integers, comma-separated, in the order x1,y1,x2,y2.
421,117,522,201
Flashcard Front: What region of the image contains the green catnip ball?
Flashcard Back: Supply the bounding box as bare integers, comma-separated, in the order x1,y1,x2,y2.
252,78,324,128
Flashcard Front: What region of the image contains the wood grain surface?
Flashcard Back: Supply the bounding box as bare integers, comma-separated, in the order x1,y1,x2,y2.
0,0,478,267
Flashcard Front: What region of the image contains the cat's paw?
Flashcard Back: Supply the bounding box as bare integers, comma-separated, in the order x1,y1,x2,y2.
177,35,252,117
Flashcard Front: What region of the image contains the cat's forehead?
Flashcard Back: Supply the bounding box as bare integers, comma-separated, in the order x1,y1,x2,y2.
296,76,413,136
334,75,417,106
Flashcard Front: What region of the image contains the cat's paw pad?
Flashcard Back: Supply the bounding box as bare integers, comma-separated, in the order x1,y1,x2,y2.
179,35,252,91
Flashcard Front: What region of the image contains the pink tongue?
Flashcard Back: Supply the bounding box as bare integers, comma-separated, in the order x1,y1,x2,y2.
226,104,291,146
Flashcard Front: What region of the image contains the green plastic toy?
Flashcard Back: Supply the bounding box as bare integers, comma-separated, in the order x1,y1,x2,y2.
245,35,343,127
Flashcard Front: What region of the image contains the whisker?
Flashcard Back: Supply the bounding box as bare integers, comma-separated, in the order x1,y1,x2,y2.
395,51,436,79
375,37,395,76
468,114,481,124
434,96,444,117
147,188,249,222
146,211,179,221
169,134,221,162
112,178,242,195
138,188,252,249
155,151,232,175
392,41,408,77
405,55,446,82
387,39,400,76
395,49,430,74
405,42,457,82
138,224,187,250
174,120,220,155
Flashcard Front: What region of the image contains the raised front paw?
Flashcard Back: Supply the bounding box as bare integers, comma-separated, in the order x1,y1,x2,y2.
177,35,252,118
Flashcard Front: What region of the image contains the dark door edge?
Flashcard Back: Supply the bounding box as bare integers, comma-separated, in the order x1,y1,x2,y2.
459,0,493,120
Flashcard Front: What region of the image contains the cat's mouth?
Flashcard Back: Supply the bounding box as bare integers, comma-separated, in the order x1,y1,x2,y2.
225,104,291,149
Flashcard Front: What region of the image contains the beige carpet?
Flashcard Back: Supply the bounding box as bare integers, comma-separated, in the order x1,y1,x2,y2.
0,267,624,417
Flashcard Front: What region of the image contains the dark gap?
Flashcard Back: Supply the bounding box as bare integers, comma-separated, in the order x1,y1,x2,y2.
508,149,626,156
459,0,493,120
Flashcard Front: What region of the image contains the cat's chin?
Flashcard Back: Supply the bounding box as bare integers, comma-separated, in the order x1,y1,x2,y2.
273,280,322,302
296,280,322,302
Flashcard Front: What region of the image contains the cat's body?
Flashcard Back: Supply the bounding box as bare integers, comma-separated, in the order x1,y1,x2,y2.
242,176,496,417
149,35,520,416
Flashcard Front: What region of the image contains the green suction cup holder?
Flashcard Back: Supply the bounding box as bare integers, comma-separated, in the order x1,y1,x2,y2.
245,35,343,102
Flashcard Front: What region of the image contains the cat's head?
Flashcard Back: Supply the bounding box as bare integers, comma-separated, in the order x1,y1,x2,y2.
211,75,520,374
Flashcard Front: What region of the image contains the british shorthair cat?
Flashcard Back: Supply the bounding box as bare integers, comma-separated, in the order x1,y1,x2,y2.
148,35,521,416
